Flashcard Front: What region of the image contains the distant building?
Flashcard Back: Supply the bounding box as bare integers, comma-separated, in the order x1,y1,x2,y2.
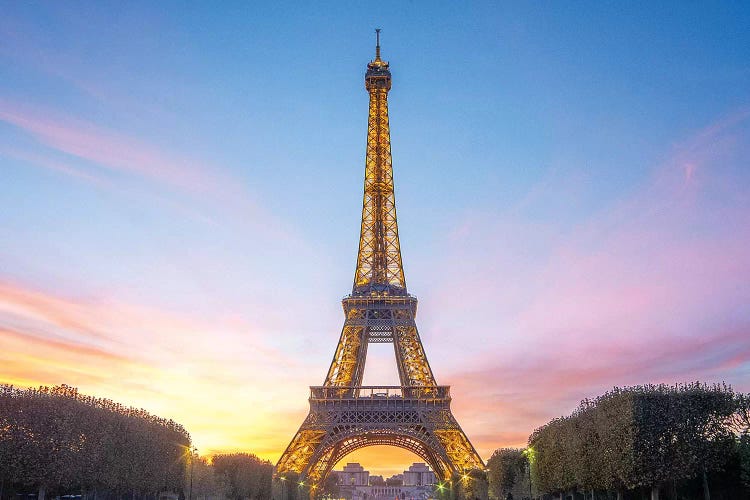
331,462,435,500
403,463,436,486
333,463,370,487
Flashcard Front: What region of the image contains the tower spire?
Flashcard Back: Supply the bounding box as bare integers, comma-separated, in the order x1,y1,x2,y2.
356,28,403,295
375,28,381,60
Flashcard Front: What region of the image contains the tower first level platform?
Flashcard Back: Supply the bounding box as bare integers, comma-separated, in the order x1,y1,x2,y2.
275,386,483,487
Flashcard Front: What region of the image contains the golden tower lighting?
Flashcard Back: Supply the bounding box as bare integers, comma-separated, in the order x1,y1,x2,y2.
275,30,484,492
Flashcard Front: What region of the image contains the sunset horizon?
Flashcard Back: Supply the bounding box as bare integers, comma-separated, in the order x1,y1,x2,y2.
2,2,750,485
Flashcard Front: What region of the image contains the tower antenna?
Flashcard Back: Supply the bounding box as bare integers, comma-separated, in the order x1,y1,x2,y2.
375,28,381,60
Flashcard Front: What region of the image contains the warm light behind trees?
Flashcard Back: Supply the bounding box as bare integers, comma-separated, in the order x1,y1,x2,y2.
0,384,190,498
211,452,273,500
487,448,528,500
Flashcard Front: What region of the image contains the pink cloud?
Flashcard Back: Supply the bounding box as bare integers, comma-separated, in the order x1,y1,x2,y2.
417,108,750,455
0,280,298,367
0,98,305,240
447,325,750,454
0,99,243,199
0,148,111,187
0,279,317,461
0,326,130,363
0,282,114,342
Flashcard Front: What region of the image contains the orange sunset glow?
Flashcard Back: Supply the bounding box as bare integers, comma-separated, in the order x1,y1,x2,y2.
3,1,750,481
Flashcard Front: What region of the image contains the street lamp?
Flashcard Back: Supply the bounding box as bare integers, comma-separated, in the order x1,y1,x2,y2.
522,448,534,500
280,476,287,500
189,446,198,500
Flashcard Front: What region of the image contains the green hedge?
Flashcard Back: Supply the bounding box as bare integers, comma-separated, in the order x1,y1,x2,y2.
527,383,749,498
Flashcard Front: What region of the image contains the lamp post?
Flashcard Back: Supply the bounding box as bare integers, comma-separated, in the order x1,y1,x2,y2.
189,446,198,500
527,462,531,500
522,448,534,500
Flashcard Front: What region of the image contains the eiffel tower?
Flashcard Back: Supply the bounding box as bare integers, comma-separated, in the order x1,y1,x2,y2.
275,31,484,492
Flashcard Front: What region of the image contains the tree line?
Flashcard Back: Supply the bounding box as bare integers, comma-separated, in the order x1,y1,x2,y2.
0,384,190,500
5,382,750,500
0,385,275,500
486,383,750,500
189,453,273,500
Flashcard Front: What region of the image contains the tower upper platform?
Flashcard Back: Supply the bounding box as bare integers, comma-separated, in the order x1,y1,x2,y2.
365,29,391,91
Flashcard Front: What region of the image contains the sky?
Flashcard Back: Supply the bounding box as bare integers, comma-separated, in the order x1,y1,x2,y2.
1,1,750,478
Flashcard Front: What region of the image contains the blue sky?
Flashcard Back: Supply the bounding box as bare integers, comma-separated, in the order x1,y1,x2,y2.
1,1,749,475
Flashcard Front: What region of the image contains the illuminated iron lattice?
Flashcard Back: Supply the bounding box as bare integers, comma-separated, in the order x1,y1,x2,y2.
275,31,484,492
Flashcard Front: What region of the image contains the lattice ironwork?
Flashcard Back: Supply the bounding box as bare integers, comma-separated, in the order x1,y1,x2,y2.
275,32,484,494
354,35,404,294
324,325,365,388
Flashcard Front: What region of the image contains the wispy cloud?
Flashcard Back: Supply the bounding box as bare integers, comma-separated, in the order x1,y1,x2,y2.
0,97,306,240
448,326,750,453
417,108,750,454
0,280,316,461
0,148,112,187
0,100,233,195
2,107,748,472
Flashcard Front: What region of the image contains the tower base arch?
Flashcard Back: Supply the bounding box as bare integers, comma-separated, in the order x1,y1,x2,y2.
275,386,484,493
